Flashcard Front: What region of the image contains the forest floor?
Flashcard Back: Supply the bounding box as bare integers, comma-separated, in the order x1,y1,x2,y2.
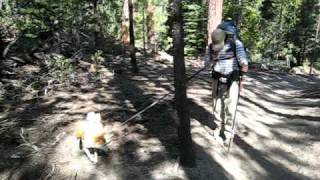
0,52,319,180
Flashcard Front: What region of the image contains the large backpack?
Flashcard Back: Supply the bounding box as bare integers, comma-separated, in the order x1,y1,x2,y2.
217,20,238,37
210,20,239,66
210,20,241,84
218,20,238,56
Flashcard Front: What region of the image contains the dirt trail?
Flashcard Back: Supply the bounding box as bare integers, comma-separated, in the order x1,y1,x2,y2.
0,54,319,180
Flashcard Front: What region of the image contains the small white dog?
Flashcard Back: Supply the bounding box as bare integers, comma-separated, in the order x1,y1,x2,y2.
75,112,107,163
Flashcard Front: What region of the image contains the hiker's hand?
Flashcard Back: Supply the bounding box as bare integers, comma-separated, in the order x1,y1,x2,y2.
192,59,204,68
240,74,246,81
240,64,248,73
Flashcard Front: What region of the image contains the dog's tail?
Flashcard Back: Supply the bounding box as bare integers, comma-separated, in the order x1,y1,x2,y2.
75,128,85,139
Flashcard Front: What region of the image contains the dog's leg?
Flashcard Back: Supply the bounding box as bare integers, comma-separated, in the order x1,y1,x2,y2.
84,148,96,163
79,139,83,150
93,150,98,164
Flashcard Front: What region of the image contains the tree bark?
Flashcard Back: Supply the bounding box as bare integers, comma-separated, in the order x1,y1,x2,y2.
171,0,195,167
310,16,320,75
207,0,223,44
142,5,146,52
147,3,156,52
274,2,283,60
234,0,243,27
93,0,98,50
0,38,5,58
121,0,130,44
129,0,138,73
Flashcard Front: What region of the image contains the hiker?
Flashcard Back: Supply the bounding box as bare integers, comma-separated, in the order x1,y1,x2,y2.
195,20,248,143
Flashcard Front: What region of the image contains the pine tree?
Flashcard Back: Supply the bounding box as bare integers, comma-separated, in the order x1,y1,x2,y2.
171,0,195,167
147,2,156,52
129,0,138,73
207,0,223,44
121,0,130,44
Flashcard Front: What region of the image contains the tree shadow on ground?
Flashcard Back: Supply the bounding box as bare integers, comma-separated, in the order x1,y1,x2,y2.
0,94,89,179
234,135,311,180
2,55,319,179
0,97,65,178
241,96,319,122
247,71,320,92
188,99,217,131
183,142,233,180
94,60,234,179
187,69,318,179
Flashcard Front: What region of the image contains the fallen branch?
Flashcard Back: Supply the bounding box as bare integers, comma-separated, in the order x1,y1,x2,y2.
50,132,66,146
20,128,39,152
2,36,20,58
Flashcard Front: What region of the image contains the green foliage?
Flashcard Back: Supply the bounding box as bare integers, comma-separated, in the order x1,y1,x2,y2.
182,1,206,56
91,50,104,65
154,1,171,50
223,0,309,63
239,1,263,59
0,15,16,39
133,0,147,48
133,0,169,50
49,54,74,82
1,0,123,41
90,50,104,75
1,0,319,70
289,0,319,64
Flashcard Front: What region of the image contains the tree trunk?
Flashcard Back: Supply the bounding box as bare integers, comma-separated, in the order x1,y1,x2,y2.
142,5,146,52
171,0,195,167
129,0,138,73
93,0,98,50
121,0,130,44
0,38,4,74
234,0,243,27
309,58,314,75
207,0,223,44
147,3,156,52
0,38,5,58
310,16,320,75
301,41,307,66
274,2,284,60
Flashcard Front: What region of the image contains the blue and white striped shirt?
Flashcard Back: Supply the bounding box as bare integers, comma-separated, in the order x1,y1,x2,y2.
204,39,248,75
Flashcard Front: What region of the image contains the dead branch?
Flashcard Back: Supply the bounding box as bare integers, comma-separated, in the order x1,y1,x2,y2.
2,36,20,58
50,132,66,146
20,128,39,152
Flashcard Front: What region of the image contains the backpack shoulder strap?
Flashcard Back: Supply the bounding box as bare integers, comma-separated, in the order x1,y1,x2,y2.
230,38,240,68
230,38,237,59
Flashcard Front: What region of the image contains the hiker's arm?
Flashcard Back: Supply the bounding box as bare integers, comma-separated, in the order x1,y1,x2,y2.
235,40,248,73
193,46,211,68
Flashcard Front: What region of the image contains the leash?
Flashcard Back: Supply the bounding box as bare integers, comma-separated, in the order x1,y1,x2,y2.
120,67,205,126
187,67,206,82
106,67,206,144
120,67,206,126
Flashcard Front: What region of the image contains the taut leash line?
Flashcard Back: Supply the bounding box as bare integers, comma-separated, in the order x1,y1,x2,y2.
106,67,206,144
120,67,206,126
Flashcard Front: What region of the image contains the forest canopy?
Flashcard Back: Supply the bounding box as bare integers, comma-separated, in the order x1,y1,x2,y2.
1,0,319,65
